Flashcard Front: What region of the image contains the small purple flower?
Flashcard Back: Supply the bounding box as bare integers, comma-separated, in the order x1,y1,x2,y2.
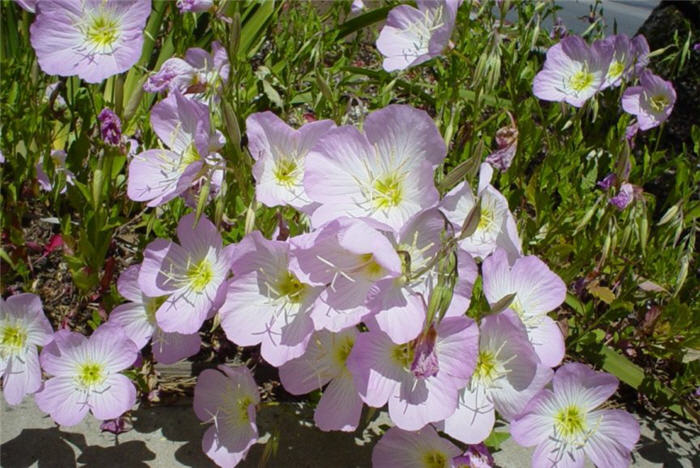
511,363,640,468
533,36,611,107
1,294,54,405
176,0,212,13
30,0,151,83
453,443,494,468
694,43,700,52
550,16,568,40
622,70,676,131
34,323,138,426
100,415,133,435
609,182,635,210
99,108,122,146
597,173,617,191
376,0,461,72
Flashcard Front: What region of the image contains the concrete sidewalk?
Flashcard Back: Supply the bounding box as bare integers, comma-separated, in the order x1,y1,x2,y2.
2,398,698,467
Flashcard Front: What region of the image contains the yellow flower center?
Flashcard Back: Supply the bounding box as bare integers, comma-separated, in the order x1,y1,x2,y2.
391,343,415,369
145,296,168,324
608,60,625,79
86,15,120,48
333,335,355,367
474,350,498,383
359,253,384,279
1,325,27,351
273,158,299,187
277,271,306,304
187,259,214,292
569,70,594,92
649,94,669,112
78,363,105,388
477,206,495,232
374,174,403,209
555,405,587,438
422,450,447,468
179,143,201,171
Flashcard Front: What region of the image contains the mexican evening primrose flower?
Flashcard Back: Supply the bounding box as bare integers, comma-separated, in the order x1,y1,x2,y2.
246,111,335,212
193,365,260,468
482,248,567,368
305,104,446,231
0,294,53,406
376,0,461,72
372,425,461,468
139,213,235,335
511,363,640,468
109,265,201,364
219,231,323,367
34,323,138,426
30,0,151,83
279,329,362,432
127,91,224,207
532,35,611,107
622,70,676,131
597,34,650,90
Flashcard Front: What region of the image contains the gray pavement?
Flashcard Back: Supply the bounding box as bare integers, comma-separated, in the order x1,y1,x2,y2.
2,397,698,467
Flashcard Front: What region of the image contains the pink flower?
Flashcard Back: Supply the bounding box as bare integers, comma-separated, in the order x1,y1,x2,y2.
372,425,461,468
30,0,151,83
441,311,552,444
622,70,676,131
533,36,611,107
597,34,650,89
511,363,640,468
193,365,260,467
108,265,201,364
482,248,567,367
34,323,138,426
246,111,335,212
127,91,224,206
304,105,445,231
219,231,322,367
36,149,76,193
0,294,53,405
376,0,461,72
290,217,402,332
145,42,229,102
347,316,478,431
278,329,362,432
177,0,213,13
609,182,635,211
138,213,235,335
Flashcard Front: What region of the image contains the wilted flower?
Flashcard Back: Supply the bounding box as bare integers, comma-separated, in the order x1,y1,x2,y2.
596,173,617,191
305,105,445,231
177,0,212,13
35,323,138,426
98,108,122,146
36,149,76,193
30,0,151,83
533,35,611,107
482,248,567,367
138,213,235,335
347,316,478,431
511,363,640,468
622,70,676,131
127,91,224,206
609,182,635,210
453,443,494,468
372,425,461,468
485,113,518,171
246,112,335,212
144,42,229,101
376,0,460,72
219,231,322,366
0,294,53,405
108,265,201,364
279,329,362,431
193,365,260,468
442,311,552,444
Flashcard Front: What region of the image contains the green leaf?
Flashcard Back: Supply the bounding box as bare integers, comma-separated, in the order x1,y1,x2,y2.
335,6,392,39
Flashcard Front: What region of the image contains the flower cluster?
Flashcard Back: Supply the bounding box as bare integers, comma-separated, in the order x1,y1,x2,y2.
533,33,675,131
